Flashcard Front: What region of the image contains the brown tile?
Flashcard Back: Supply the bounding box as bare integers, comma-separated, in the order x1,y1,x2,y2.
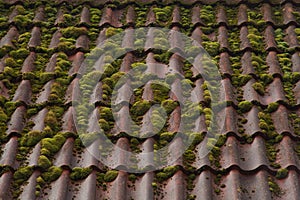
28,27,41,48
0,136,18,167
237,4,248,26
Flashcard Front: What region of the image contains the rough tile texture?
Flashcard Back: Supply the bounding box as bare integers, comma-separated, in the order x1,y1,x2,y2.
0,0,300,199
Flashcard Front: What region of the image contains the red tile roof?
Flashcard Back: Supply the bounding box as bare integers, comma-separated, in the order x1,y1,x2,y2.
0,0,300,199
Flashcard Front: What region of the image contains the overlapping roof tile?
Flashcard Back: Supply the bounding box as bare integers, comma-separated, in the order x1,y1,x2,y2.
0,0,300,199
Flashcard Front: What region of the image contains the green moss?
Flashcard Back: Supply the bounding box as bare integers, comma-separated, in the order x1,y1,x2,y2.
161,100,178,114
268,177,283,197
152,182,157,188
214,188,221,195
153,6,172,23
183,149,196,164
5,57,18,68
151,83,170,102
151,108,167,133
259,74,273,85
200,5,216,26
13,166,34,184
135,7,148,27
104,170,118,182
238,101,252,113
226,6,238,22
202,41,220,56
266,102,279,113
248,26,264,51
57,38,76,53
79,132,100,146
188,195,196,200
36,176,45,186
18,32,31,47
10,48,30,59
99,119,110,131
90,8,102,24
265,140,280,169
160,132,175,142
21,130,44,146
105,27,123,38
99,107,114,121
130,100,151,117
70,167,92,180
130,138,140,153
44,110,58,131
128,174,137,182
252,82,265,95
42,166,62,183
156,166,179,182
276,168,288,179
0,107,8,122
40,134,66,157
232,74,252,87
3,67,19,79
38,155,51,169
14,14,32,31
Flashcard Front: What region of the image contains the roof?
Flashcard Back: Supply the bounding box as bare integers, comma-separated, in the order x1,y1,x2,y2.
0,0,300,199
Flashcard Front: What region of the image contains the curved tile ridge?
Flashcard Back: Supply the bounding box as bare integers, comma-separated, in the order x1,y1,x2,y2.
267,51,283,76
276,169,300,199
12,80,32,105
28,26,41,49
131,172,154,200
6,105,26,136
292,52,300,73
33,6,44,24
0,136,18,168
0,26,19,48
75,139,102,168
74,170,98,200
219,169,272,199
220,136,270,171
191,170,214,199
19,170,40,200
283,2,298,26
62,106,77,133
21,52,36,73
271,105,292,134
99,7,123,27
0,171,13,199
53,137,74,168
242,77,287,106
42,169,70,199
79,6,90,26
160,170,186,200
277,135,300,169
192,133,300,172
69,51,85,76
105,170,128,200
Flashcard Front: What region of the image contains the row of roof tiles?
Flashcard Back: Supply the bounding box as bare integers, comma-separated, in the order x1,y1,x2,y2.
0,0,300,199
